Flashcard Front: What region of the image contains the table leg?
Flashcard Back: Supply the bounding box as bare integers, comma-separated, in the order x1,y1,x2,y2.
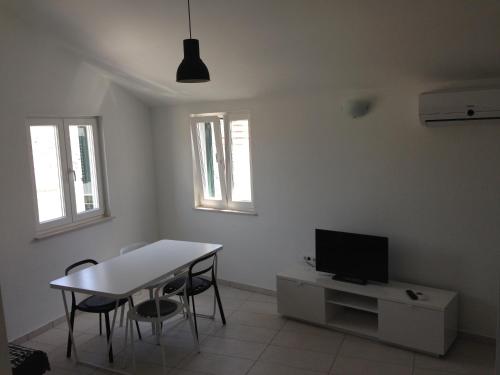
106,300,120,356
61,290,79,363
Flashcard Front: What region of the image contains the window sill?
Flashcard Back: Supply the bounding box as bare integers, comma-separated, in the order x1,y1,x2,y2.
193,206,257,216
34,215,115,240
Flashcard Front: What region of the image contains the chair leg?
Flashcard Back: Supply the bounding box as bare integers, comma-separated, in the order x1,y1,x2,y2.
191,295,199,339
130,317,136,371
119,305,125,327
213,281,226,325
211,290,217,319
155,321,161,345
66,307,76,358
149,288,156,335
124,317,129,349
104,312,114,363
179,296,187,318
160,328,167,374
129,297,142,340
184,297,200,353
99,313,102,336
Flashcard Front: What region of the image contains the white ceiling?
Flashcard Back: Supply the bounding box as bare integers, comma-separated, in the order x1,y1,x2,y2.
3,0,500,104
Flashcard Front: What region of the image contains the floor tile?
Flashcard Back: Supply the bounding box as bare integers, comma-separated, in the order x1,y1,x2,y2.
271,329,343,354
413,369,464,375
414,338,495,375
228,310,287,330
239,301,279,315
48,349,103,374
210,285,254,301
338,336,414,367
118,341,192,369
282,320,344,338
213,323,278,344
48,365,96,375
200,336,267,360
21,285,495,375
246,293,277,304
77,333,126,355
21,339,59,354
195,294,246,311
143,327,205,349
30,327,82,346
169,369,211,375
64,314,103,335
101,357,173,374
248,361,328,375
179,351,254,375
259,345,335,372
175,317,223,335
331,356,413,375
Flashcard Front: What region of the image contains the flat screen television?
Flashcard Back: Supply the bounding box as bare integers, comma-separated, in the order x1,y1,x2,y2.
315,229,388,284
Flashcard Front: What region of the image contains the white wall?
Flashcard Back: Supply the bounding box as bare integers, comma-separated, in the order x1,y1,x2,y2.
152,88,500,339
0,12,158,340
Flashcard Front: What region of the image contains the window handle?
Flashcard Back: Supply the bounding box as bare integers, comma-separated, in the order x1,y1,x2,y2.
68,169,76,181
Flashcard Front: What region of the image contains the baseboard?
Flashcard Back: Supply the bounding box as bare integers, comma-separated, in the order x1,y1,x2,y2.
218,278,276,296
11,312,81,345
458,330,496,346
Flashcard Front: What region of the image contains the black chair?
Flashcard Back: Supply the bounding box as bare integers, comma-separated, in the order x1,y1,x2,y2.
163,252,225,338
65,259,142,363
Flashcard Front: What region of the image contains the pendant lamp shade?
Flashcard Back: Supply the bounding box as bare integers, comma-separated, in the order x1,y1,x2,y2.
176,0,210,83
176,39,210,83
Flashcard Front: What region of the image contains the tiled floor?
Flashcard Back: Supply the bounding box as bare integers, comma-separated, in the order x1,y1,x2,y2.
22,285,495,375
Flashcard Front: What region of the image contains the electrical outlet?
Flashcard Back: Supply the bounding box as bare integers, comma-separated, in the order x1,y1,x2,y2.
303,255,316,267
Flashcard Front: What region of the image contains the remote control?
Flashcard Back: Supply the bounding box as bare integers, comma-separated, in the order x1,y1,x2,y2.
406,289,418,300
416,291,428,301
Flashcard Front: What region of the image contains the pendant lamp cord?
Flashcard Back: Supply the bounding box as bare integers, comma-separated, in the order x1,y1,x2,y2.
188,0,192,39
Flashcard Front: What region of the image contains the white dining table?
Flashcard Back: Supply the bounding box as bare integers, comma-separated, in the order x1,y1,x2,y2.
49,239,223,374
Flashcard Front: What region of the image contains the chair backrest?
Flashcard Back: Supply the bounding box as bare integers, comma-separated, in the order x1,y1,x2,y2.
188,252,218,284
65,259,98,276
65,259,98,307
119,242,148,256
152,271,189,318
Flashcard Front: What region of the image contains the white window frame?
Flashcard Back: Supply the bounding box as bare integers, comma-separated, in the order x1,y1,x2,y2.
26,117,108,237
190,112,255,214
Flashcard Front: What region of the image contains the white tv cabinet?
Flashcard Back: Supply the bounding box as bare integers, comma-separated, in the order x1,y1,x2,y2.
277,267,458,356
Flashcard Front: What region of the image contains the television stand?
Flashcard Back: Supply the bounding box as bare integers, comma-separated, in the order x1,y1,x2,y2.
332,274,366,285
277,266,458,356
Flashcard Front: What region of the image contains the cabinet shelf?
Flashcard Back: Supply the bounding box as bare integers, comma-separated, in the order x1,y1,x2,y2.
327,308,378,337
326,291,378,313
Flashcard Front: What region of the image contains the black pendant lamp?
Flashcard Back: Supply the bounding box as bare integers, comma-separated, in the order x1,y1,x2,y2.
176,0,210,83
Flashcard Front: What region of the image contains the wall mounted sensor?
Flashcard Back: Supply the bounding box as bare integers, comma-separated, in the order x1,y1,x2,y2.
343,99,372,119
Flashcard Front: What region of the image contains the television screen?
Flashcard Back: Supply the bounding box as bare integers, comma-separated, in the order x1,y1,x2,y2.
315,229,388,283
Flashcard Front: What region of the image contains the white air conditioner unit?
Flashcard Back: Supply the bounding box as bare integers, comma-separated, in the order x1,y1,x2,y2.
419,88,500,126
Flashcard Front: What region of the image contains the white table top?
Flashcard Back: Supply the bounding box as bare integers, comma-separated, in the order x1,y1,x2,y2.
50,240,222,298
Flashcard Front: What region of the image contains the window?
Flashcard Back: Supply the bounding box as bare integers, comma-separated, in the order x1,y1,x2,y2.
27,117,107,235
191,113,254,213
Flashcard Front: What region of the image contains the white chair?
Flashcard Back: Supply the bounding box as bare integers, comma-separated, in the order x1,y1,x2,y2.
118,241,176,333
124,272,199,372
